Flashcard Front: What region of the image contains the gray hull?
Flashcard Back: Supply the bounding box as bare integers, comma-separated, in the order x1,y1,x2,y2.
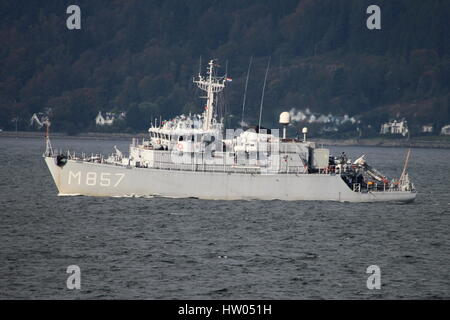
44,157,416,203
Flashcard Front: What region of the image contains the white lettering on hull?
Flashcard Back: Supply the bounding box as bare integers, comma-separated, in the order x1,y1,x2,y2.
68,171,81,185
68,171,125,187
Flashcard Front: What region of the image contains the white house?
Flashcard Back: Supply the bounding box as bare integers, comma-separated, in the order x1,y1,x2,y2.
95,111,114,126
95,111,126,126
380,119,409,136
441,125,450,136
421,125,434,133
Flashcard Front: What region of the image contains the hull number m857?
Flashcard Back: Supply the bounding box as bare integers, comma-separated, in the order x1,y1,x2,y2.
68,171,125,187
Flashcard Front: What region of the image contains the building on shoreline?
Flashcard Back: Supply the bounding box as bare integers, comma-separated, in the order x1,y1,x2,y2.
441,125,450,136
380,119,409,136
421,124,434,133
95,111,126,126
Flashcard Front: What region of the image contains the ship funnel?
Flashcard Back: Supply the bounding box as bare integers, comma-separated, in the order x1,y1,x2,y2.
279,112,290,139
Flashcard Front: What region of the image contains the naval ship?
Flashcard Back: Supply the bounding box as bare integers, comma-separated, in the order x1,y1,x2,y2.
44,60,416,202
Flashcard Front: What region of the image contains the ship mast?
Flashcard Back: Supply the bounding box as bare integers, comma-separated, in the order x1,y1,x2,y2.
43,120,53,156
193,59,227,130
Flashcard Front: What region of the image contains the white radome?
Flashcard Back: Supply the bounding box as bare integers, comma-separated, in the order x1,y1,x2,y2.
279,112,291,125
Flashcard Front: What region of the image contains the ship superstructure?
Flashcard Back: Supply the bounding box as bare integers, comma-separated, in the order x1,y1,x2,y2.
43,60,416,202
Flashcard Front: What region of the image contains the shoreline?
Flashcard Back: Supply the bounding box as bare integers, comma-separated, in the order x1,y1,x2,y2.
2,131,450,149
0,131,147,141
313,138,450,149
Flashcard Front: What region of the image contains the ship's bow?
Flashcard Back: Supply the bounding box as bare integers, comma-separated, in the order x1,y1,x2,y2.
44,156,62,193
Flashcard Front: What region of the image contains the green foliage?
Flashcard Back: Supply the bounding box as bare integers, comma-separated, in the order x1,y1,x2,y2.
0,0,449,134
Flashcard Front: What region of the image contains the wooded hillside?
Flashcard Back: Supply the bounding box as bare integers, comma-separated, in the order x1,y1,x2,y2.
1,0,449,135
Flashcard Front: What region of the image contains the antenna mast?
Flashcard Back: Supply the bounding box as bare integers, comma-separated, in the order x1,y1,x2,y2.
400,148,411,180
44,120,53,156
241,55,253,126
193,59,227,130
258,56,271,131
